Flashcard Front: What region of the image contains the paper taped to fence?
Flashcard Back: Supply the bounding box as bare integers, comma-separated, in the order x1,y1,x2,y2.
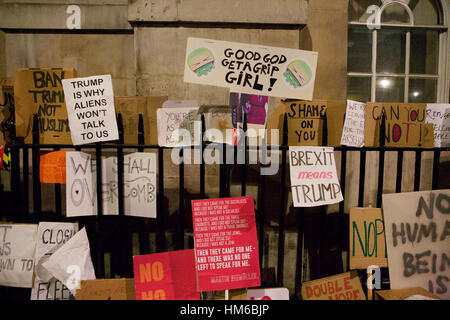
246,288,290,300
62,74,118,145
0,224,38,288
382,190,450,300
40,151,67,184
426,104,450,147
341,100,366,147
31,222,79,300
289,146,343,207
157,107,200,147
184,37,318,100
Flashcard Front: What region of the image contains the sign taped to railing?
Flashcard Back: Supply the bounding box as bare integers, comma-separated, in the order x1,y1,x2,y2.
341,100,366,147
426,104,450,147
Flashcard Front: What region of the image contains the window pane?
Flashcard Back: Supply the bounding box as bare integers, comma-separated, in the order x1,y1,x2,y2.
347,77,371,102
410,30,439,75
376,77,405,102
349,0,382,22
411,0,442,25
376,29,406,73
348,28,373,73
380,3,412,24
409,78,437,103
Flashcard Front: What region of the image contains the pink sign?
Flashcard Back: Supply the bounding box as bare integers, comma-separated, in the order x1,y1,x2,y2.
192,196,261,291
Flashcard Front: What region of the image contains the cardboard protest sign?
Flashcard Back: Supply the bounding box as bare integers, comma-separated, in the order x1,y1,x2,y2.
365,103,434,147
210,288,248,300
31,222,78,300
114,96,168,145
289,146,343,207
39,151,67,184
157,107,200,147
375,287,441,300
14,68,77,144
382,190,450,300
426,104,450,147
66,152,97,217
0,224,38,288
76,279,135,300
42,227,96,295
199,105,234,145
341,100,366,147
266,100,346,146
133,249,199,300
102,152,157,218
0,83,13,144
349,207,387,270
62,74,118,145
301,271,366,300
184,38,318,100
247,288,290,300
192,196,261,291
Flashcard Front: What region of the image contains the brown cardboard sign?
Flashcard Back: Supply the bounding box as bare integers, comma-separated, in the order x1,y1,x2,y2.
75,279,136,300
349,207,388,270
365,102,434,147
14,68,77,144
301,271,366,300
114,96,168,145
266,100,346,146
0,83,14,144
375,287,441,300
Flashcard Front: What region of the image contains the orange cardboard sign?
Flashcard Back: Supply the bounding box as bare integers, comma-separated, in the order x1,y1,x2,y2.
375,287,441,300
301,271,366,300
75,279,136,300
39,151,67,184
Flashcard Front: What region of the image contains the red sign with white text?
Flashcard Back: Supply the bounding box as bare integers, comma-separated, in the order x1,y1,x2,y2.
133,249,200,300
192,196,261,291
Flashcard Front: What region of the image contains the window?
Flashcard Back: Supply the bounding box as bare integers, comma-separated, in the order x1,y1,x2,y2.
347,0,449,103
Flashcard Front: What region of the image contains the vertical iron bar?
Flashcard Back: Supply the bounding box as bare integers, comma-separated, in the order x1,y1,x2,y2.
137,114,150,254
95,142,105,278
358,149,367,207
32,114,42,218
200,115,206,198
241,113,247,196
338,147,347,273
318,114,328,277
22,147,29,220
432,150,440,190
376,115,386,208
294,207,305,300
53,147,62,217
178,147,185,250
413,150,422,192
395,151,404,193
157,147,166,252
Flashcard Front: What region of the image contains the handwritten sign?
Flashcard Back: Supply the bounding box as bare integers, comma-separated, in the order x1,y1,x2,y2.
192,196,260,291
184,37,318,100
382,190,450,300
76,279,135,300
62,74,118,145
349,207,387,269
0,224,38,288
39,151,67,184
157,107,200,147
31,222,78,300
247,288,290,300
341,100,366,147
200,105,234,144
426,104,450,147
14,68,77,144
301,271,366,300
289,146,343,207
133,249,199,300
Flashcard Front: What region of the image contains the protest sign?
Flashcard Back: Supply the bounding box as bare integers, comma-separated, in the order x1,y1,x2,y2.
42,227,96,295
62,74,118,145
349,207,387,270
301,271,366,300
199,105,234,145
114,96,168,145
247,288,290,300
31,222,78,300
133,249,199,300
76,279,135,300
39,151,67,184
66,151,97,217
382,190,450,300
192,196,260,291
0,83,13,144
341,100,366,147
184,37,318,100
14,68,77,144
365,103,434,147
157,107,200,147
266,100,346,146
289,146,343,207
102,152,157,218
0,224,38,288
375,287,441,300
426,104,450,147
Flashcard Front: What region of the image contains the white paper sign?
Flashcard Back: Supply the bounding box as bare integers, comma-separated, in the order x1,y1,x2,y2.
382,190,450,300
102,152,157,218
0,224,38,288
246,288,290,300
42,227,96,295
157,107,200,147
184,37,318,100
62,74,118,145
31,222,79,300
426,104,450,147
289,146,343,207
340,100,366,147
66,151,97,217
